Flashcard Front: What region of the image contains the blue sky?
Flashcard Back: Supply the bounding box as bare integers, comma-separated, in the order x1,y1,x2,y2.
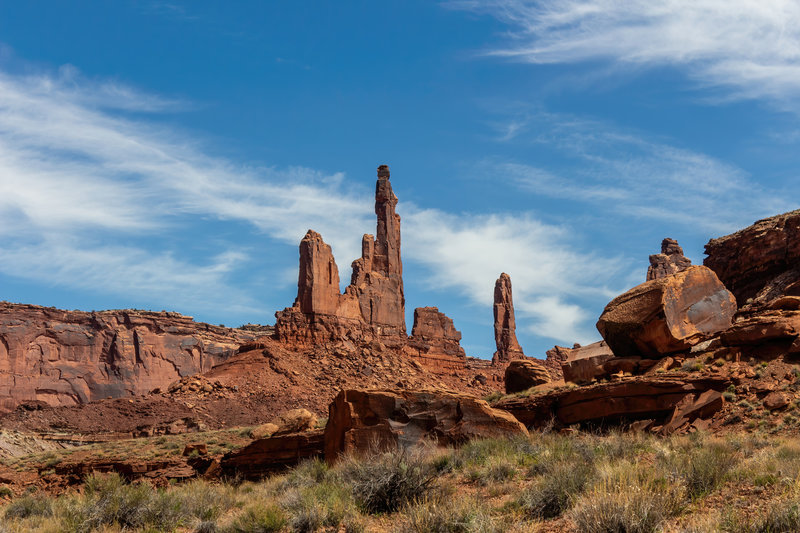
0,1,798,358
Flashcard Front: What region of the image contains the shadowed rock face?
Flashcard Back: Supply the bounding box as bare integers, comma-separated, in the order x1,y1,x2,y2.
647,238,692,281
0,303,249,413
597,266,737,358
492,273,525,364
705,209,800,307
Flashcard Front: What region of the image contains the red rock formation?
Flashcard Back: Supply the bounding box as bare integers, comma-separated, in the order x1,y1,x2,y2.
325,389,528,463
275,165,408,347
0,303,249,413
220,429,324,479
407,307,466,370
495,375,728,430
647,238,692,281
504,359,550,394
704,209,800,306
596,266,737,358
561,341,615,384
544,345,571,380
492,273,525,364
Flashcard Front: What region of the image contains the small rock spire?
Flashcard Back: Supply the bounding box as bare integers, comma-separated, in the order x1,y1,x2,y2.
647,238,692,281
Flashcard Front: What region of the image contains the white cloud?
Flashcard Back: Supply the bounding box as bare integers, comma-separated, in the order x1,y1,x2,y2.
486,111,794,234
452,0,800,107
403,207,621,343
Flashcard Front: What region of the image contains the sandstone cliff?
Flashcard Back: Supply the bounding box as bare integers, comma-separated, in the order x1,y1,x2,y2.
705,209,800,307
0,303,252,413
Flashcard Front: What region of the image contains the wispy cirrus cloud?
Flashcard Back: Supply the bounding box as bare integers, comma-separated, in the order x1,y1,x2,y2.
484,110,795,235
452,0,800,108
0,63,619,345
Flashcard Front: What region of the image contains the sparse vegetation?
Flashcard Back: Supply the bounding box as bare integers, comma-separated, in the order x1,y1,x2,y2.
7,431,800,531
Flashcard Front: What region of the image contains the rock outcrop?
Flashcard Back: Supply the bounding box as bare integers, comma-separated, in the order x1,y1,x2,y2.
597,266,737,358
275,165,409,348
324,389,528,463
647,238,692,281
274,165,467,371
492,273,525,364
495,376,728,431
406,307,466,370
504,360,550,394
220,429,325,479
561,341,615,384
705,210,800,307
0,303,250,413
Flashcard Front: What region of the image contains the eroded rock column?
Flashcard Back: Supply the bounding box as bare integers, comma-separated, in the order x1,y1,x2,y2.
493,273,525,364
647,238,692,281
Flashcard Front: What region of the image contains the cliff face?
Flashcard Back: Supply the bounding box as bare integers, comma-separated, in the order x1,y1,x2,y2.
705,210,800,307
0,303,252,413
407,307,466,370
492,273,525,364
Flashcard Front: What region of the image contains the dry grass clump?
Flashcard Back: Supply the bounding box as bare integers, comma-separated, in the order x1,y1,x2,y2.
570,460,684,533
394,495,501,533
656,435,739,498
224,502,287,533
517,460,594,519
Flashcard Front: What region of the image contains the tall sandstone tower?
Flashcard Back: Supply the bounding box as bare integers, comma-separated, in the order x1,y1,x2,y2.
275,165,407,345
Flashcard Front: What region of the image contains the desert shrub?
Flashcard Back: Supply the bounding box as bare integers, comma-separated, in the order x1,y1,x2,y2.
395,496,500,533
3,493,53,519
517,460,594,519
456,435,539,469
570,460,684,533
722,500,800,532
64,472,187,531
0,486,12,498
466,456,517,486
658,440,738,498
225,503,287,533
171,480,237,522
281,457,331,489
339,449,438,514
282,481,360,532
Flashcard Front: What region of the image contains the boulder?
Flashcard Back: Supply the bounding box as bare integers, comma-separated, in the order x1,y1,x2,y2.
504,359,551,394
272,408,318,436
596,266,737,358
220,429,324,480
250,423,279,440
704,209,800,306
544,345,572,380
492,273,525,363
721,313,800,345
647,238,692,281
324,389,528,463
182,443,208,456
561,341,614,384
660,390,724,434
763,391,791,411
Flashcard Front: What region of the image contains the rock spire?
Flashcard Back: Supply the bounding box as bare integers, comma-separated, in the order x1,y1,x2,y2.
492,273,525,364
647,238,691,281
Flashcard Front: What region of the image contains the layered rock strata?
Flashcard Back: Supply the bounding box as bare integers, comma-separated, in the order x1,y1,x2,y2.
647,238,692,281
492,273,525,364
0,303,248,413
705,209,800,307
406,307,466,370
597,266,737,358
275,165,408,348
